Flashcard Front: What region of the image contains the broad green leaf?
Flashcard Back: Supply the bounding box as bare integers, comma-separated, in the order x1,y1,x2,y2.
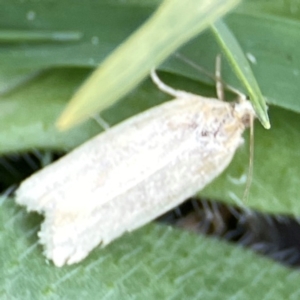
210,19,270,129
2,197,300,299
0,68,102,154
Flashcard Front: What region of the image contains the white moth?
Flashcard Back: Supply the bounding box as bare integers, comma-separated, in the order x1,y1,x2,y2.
15,67,255,267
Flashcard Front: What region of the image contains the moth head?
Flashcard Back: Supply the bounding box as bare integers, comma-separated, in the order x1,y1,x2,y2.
232,97,256,128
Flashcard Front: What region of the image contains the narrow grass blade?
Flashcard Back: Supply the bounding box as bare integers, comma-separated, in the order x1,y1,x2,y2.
211,19,270,129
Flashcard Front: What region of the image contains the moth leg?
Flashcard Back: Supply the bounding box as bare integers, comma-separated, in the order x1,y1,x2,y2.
93,114,110,131
215,55,224,101
150,69,190,98
215,55,249,104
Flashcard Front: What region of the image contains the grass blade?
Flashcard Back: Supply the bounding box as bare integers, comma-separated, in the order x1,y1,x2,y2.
211,19,270,129
57,0,240,130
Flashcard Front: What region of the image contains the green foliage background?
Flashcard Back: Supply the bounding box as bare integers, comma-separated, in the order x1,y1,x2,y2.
1,0,300,298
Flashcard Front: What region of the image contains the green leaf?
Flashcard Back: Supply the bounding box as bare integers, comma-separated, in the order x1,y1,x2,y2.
0,68,102,154
2,196,300,299
210,19,270,129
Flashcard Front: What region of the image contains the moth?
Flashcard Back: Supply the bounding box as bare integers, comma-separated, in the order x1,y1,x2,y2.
15,62,255,267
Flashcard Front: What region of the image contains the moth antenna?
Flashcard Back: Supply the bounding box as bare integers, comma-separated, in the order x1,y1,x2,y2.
174,52,246,99
243,114,255,203
174,52,216,82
